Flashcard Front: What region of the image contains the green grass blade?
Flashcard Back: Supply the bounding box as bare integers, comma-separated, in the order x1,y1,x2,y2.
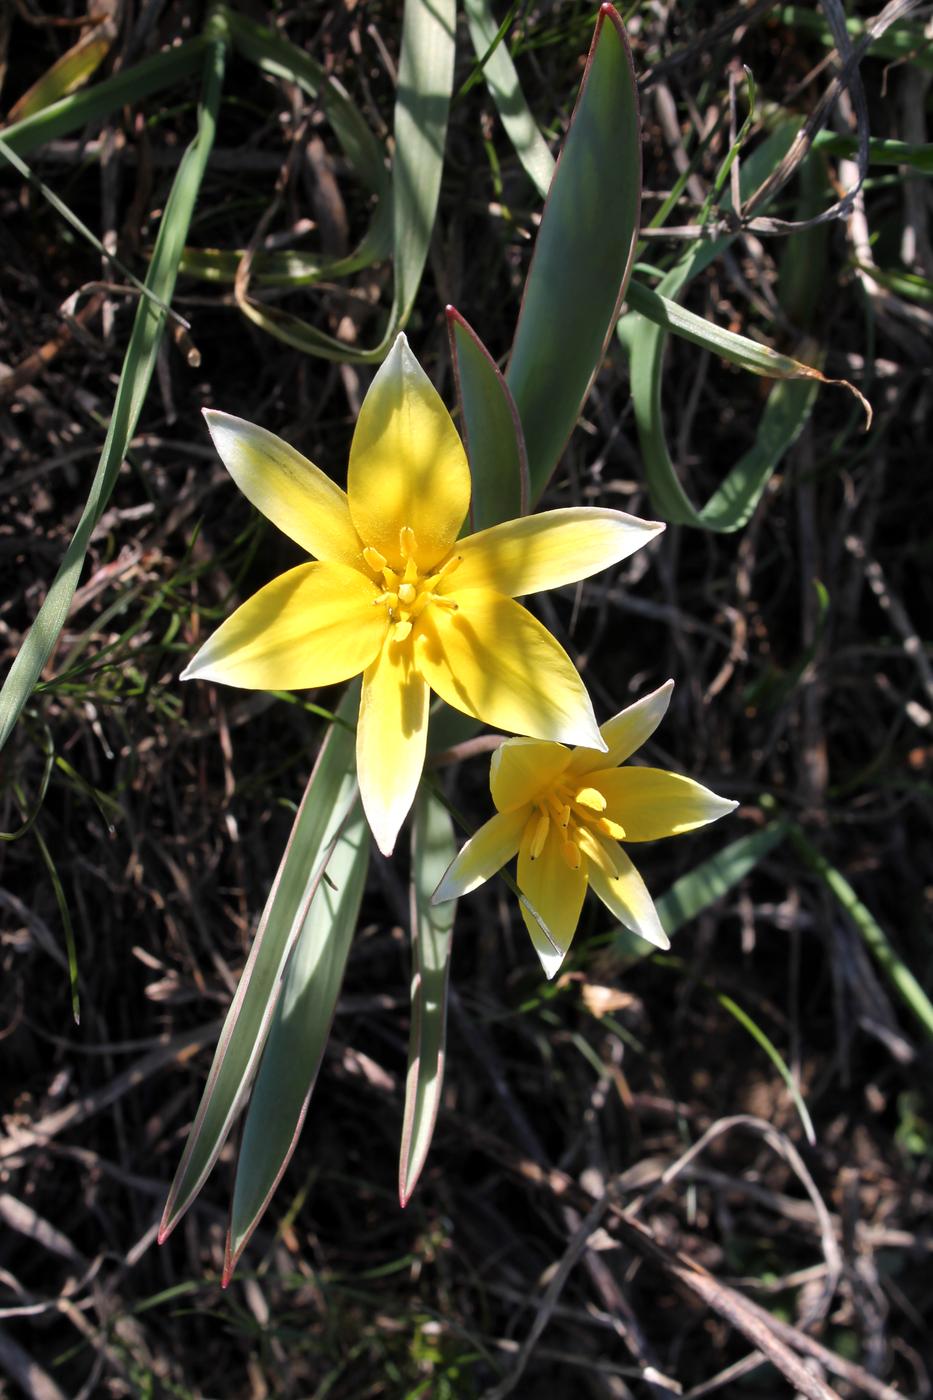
229,0,455,363
506,5,641,500
612,819,790,959
7,7,116,122
789,825,933,1042
224,10,388,199
619,123,830,531
812,131,933,173
716,993,816,1145
0,24,228,752
447,306,529,530
31,822,81,1025
625,277,868,401
463,0,554,200
0,40,206,157
225,806,370,1281
159,684,362,1243
399,786,458,1206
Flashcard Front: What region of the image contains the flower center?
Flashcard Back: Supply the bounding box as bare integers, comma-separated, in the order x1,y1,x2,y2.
525,779,626,874
363,526,461,643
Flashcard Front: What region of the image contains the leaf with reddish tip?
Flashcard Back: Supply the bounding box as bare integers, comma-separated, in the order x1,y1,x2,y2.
447,306,529,532
224,805,370,1282
398,787,458,1206
158,683,361,1245
506,4,641,501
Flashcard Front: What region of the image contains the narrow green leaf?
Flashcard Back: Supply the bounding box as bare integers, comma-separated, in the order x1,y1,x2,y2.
717,993,815,1145
619,122,829,531
0,25,228,752
224,805,370,1281
506,4,641,499
0,40,206,158
812,131,933,174
229,0,455,363
612,819,789,959
789,825,933,1042
399,787,458,1206
447,306,529,530
463,0,554,200
625,277,868,409
7,7,117,123
158,684,361,1242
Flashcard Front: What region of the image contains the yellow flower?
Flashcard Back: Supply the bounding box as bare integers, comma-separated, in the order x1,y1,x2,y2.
433,681,737,976
183,334,664,855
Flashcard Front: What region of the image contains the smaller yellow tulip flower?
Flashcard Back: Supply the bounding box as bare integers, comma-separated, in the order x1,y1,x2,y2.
433,681,737,976
183,334,664,856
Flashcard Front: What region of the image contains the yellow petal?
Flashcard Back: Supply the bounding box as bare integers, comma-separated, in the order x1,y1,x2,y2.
347,334,471,572
489,737,571,813
566,679,675,774
517,821,587,979
357,639,429,857
204,410,362,567
432,808,526,902
415,591,604,749
181,562,385,689
592,767,738,841
587,845,670,949
454,508,664,597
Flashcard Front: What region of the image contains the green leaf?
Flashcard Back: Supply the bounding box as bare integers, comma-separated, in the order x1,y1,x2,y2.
812,132,933,174
447,306,529,531
0,40,206,158
6,5,117,123
789,825,933,1043
619,122,829,531
399,787,458,1206
625,276,869,416
506,4,641,500
612,819,790,959
224,805,370,1281
716,992,815,1145
228,0,456,363
463,0,554,200
158,684,361,1242
0,24,227,752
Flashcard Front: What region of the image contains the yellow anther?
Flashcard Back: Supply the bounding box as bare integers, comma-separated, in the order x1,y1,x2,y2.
432,595,458,612
529,809,550,859
598,817,625,840
374,589,399,610
400,525,417,558
574,786,607,813
559,803,572,828
383,567,400,590
363,545,387,573
398,582,417,605
402,555,419,585
561,839,581,871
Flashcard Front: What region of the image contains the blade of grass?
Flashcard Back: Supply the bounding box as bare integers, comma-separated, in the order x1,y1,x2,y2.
228,0,456,363
399,786,458,1206
612,818,790,959
788,824,933,1042
7,2,118,123
619,122,837,530
716,993,816,1145
624,277,870,422
0,40,206,157
225,804,370,1282
462,0,554,200
0,18,228,752
159,683,362,1243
